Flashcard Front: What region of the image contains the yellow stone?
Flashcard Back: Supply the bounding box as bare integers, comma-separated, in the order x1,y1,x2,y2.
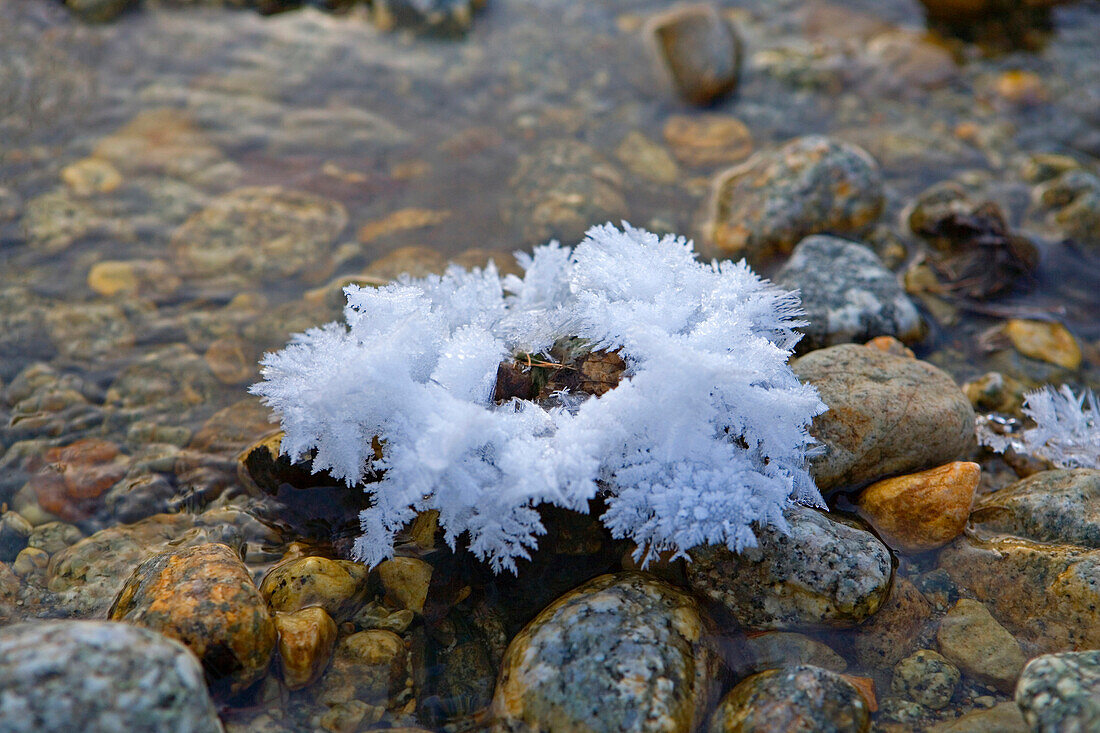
614,131,679,184
857,462,980,554
61,157,123,196
260,555,369,621
275,606,337,690
377,557,432,614
357,208,451,244
11,546,49,579
87,259,180,298
1003,319,1082,369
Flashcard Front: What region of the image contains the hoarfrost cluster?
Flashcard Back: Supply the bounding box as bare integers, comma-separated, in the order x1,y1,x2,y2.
253,224,827,572
978,385,1100,469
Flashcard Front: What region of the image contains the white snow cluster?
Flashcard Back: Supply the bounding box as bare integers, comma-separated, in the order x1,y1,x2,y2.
252,223,827,572
978,385,1100,469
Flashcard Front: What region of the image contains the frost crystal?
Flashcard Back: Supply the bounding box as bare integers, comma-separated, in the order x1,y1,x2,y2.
252,223,827,572
978,385,1100,469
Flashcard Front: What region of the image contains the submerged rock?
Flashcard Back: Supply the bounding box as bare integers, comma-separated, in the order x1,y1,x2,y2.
1015,650,1100,732
0,620,222,733
108,542,277,694
703,136,884,264
260,555,370,621
792,344,976,492
891,650,959,710
707,665,870,733
645,4,742,106
492,572,717,732
846,578,933,669
774,235,922,350
313,629,410,708
275,606,338,691
969,469,1100,548
686,505,892,629
935,599,1026,693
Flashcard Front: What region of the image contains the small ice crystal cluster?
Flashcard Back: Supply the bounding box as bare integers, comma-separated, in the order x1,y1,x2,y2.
978,385,1100,470
253,223,826,572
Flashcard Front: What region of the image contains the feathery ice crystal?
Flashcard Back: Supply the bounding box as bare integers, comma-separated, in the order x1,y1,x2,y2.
252,223,827,572
978,385,1100,469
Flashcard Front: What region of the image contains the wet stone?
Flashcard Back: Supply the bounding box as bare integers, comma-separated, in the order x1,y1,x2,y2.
377,556,433,615
970,469,1100,548
742,632,847,675
363,246,447,281
891,650,960,710
792,344,976,493
11,546,49,581
109,542,277,695
260,555,370,622
0,510,32,562
91,108,227,182
686,505,892,629
662,114,753,167
706,665,870,733
703,136,884,264
615,131,680,185
926,701,1027,733
1033,168,1100,249
504,139,627,246
27,438,129,523
371,0,484,35
1015,650,1100,732
491,572,717,732
1002,318,1082,370
846,578,933,670
314,629,410,708
275,606,338,691
937,534,1100,654
645,4,742,106
27,521,84,555
0,620,222,733
935,599,1026,693
855,461,979,554
773,235,922,351
171,186,348,283
60,157,123,196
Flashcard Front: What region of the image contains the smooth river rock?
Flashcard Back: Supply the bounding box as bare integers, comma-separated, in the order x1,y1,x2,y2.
792,343,976,492
491,572,717,733
1015,650,1100,733
0,620,223,733
969,468,1100,548
686,505,892,629
707,665,870,733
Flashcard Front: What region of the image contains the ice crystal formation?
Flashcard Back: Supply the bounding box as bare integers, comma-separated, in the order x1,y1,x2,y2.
253,224,827,572
978,385,1100,469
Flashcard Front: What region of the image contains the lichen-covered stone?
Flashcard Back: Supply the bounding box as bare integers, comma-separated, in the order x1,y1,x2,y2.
0,620,222,733
792,344,976,492
704,136,884,264
856,461,979,553
937,534,1100,654
260,555,369,621
491,572,717,732
970,469,1100,548
686,505,891,629
774,235,922,350
935,599,1026,693
891,650,959,710
109,542,277,694
275,607,338,691
1015,650,1100,732
707,665,870,733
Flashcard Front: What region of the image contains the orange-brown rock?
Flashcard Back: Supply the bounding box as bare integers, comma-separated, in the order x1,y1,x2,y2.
275,606,338,690
29,438,128,522
260,555,370,621
109,542,276,694
1003,319,1081,369
314,629,409,707
856,462,980,553
662,114,753,167
377,557,432,615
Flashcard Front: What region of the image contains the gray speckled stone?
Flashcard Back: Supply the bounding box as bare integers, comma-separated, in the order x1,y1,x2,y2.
970,469,1100,548
707,665,870,733
1015,650,1100,733
775,235,922,350
491,572,717,732
686,505,892,629
891,649,959,710
792,344,976,492
0,620,223,733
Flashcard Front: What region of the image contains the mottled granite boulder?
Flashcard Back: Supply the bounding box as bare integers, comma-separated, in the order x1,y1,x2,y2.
491,572,717,732
707,665,870,733
687,505,892,629
1015,650,1100,732
704,136,884,264
970,469,1100,548
0,620,222,733
109,542,276,694
774,235,922,350
792,344,976,492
